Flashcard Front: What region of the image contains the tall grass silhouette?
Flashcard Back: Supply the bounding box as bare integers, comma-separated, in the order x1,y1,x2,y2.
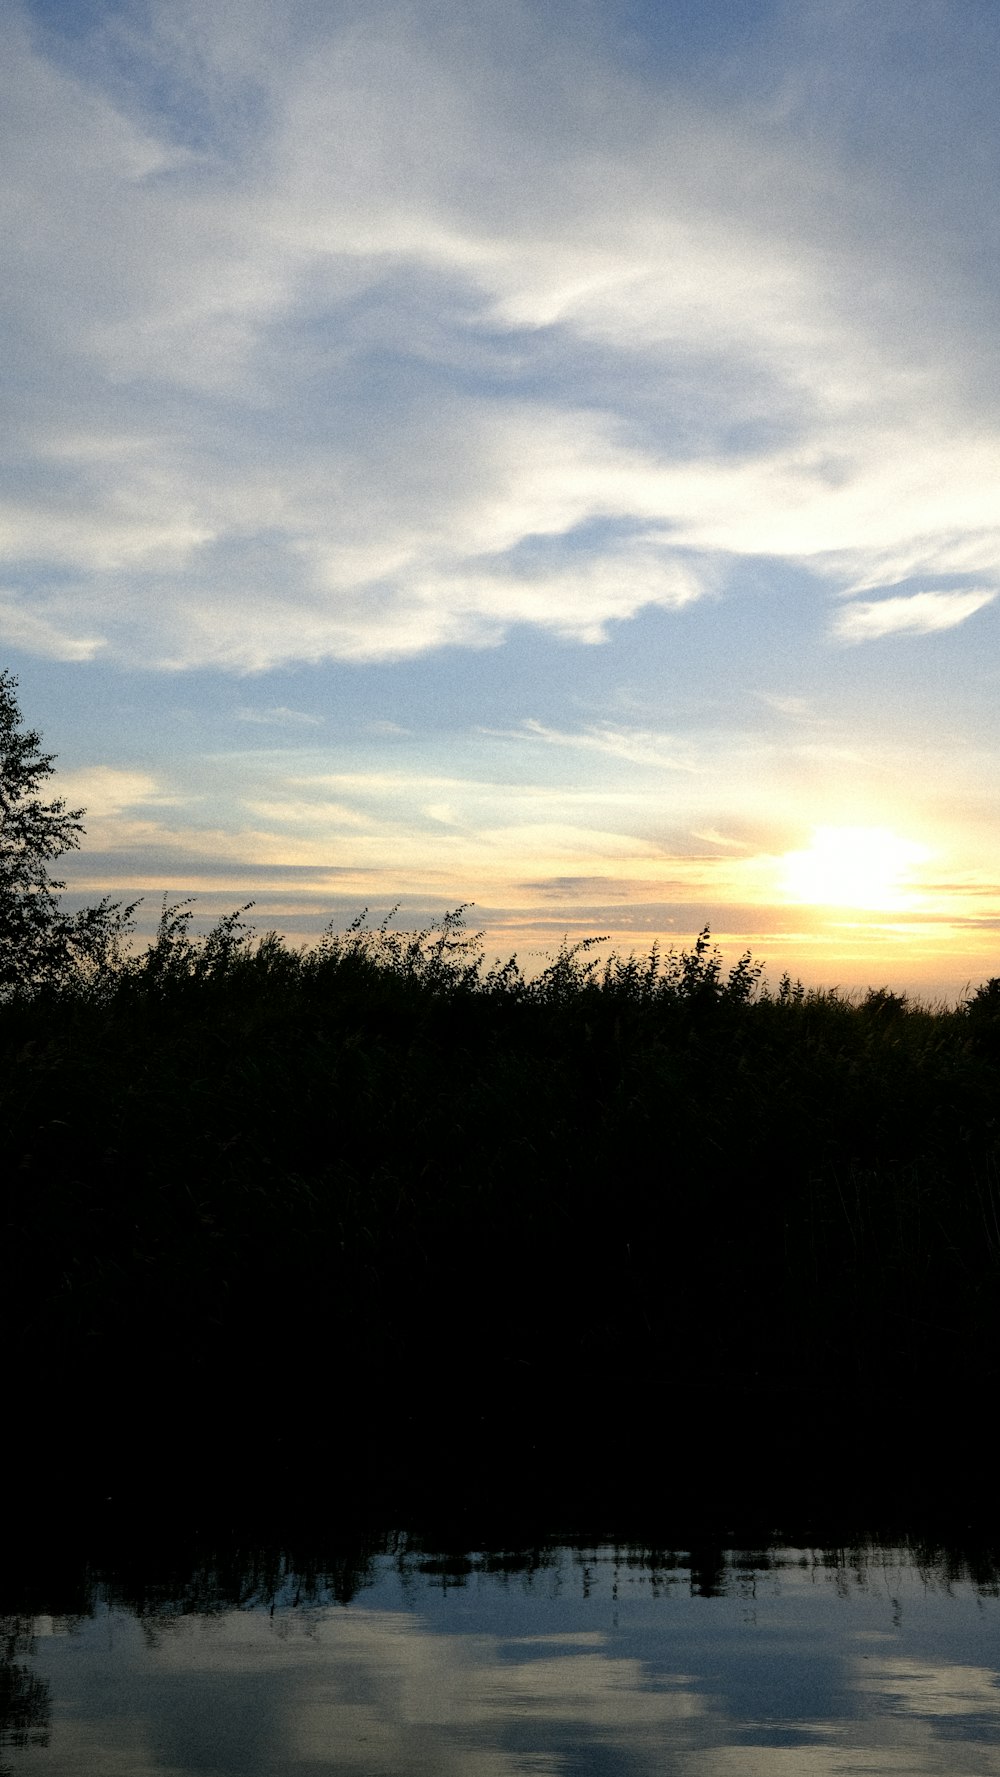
6,897,1000,1516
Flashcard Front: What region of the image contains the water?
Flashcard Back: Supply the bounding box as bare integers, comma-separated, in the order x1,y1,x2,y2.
5,1540,1000,1774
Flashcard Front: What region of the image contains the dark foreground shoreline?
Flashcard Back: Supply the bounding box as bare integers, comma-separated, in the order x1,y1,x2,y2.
7,1386,1000,1601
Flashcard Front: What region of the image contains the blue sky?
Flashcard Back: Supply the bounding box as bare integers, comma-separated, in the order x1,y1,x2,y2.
5,0,1000,995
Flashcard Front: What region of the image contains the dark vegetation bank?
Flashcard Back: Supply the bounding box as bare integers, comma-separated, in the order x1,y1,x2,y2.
4,670,1000,1520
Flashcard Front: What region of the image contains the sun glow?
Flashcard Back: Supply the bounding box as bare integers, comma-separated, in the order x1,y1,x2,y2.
779,825,931,911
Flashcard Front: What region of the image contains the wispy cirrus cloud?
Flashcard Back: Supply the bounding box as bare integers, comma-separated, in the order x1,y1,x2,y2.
3,0,1000,670
235,705,324,727
833,588,996,642
496,718,698,772
0,591,104,661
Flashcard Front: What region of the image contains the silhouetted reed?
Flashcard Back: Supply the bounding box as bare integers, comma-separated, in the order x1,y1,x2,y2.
5,902,1000,1504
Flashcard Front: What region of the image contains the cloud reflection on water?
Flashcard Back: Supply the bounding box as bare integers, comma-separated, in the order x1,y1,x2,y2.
17,1548,1000,1776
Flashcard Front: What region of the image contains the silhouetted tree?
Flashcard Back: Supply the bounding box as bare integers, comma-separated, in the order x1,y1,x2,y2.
0,669,135,994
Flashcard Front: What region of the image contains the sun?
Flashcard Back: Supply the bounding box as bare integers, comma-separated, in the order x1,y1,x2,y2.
779,825,930,911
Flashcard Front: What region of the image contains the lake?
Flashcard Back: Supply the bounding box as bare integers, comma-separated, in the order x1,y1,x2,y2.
5,1535,1000,1774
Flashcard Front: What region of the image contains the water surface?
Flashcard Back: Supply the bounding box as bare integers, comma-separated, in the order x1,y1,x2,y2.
5,1540,1000,1773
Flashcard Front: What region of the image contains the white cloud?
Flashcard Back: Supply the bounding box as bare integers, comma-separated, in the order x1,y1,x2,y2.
55,767,169,816
505,719,698,772
0,592,103,661
3,0,1000,668
235,705,323,726
832,589,996,642
756,695,814,719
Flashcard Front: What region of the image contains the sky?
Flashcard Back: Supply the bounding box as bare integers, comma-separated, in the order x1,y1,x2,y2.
4,0,1000,998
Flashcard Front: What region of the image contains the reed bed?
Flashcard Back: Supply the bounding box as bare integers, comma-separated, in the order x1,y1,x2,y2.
4,903,1000,1502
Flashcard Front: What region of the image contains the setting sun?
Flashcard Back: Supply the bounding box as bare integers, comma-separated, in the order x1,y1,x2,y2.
779,826,931,912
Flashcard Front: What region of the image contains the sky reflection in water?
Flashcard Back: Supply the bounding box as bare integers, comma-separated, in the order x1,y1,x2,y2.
8,1544,1000,1775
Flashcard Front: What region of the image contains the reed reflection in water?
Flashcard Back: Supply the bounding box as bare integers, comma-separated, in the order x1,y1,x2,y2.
7,1543,1000,1774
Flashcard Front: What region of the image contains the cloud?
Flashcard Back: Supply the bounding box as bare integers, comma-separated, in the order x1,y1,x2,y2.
692,829,751,850
4,0,1000,670
756,694,814,719
55,767,174,816
501,718,698,771
832,589,996,642
0,591,104,661
235,704,323,726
